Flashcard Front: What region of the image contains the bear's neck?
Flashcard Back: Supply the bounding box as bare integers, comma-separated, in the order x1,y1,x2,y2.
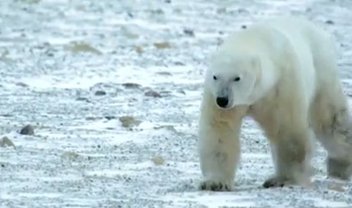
249,56,280,103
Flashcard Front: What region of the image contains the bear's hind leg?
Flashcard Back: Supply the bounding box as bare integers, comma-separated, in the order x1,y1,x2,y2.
309,26,352,180
322,114,352,180
314,104,352,180
254,96,314,188
263,127,313,188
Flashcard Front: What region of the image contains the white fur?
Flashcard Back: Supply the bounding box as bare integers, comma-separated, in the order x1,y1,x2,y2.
199,17,352,190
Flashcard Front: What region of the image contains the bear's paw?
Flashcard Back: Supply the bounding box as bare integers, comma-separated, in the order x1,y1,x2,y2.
199,180,232,191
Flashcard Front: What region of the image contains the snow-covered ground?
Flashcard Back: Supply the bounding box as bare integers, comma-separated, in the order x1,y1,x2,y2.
1,0,352,207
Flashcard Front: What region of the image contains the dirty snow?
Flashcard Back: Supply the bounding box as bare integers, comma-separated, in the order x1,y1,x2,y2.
1,0,352,207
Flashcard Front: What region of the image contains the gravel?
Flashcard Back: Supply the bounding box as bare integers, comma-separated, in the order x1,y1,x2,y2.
0,0,352,207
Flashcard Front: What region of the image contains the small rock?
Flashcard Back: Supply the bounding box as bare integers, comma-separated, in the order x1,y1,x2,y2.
127,12,134,18
134,46,144,54
156,71,172,76
144,90,162,98
122,83,141,89
86,116,99,121
119,116,141,128
154,125,177,132
173,8,182,14
121,26,140,39
1,164,4,168
0,136,16,148
183,29,194,37
177,89,186,94
76,97,90,102
16,82,28,87
95,90,106,96
159,90,171,97
238,8,249,14
216,8,226,14
104,115,116,120
241,25,247,29
151,156,165,166
20,124,34,135
46,52,54,57
23,0,41,3
154,42,171,49
151,9,164,15
174,61,185,66
325,20,334,25
65,41,102,55
1,49,9,58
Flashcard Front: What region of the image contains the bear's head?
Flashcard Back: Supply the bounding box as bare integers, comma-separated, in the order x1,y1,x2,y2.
206,50,262,109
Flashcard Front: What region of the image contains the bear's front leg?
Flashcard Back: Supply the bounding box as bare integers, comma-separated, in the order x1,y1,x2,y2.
198,104,246,191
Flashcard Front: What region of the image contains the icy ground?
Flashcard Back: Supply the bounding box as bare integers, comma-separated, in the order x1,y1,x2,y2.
0,0,352,207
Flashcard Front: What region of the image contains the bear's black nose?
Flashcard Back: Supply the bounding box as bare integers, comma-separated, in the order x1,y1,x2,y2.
216,97,229,108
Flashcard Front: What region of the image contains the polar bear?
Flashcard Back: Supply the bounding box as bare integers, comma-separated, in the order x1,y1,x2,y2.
198,17,352,190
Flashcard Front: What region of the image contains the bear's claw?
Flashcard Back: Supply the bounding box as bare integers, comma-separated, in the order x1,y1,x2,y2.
199,181,232,191
263,177,292,188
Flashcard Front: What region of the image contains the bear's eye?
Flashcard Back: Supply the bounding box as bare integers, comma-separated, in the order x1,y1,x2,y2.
233,76,241,82
213,75,217,80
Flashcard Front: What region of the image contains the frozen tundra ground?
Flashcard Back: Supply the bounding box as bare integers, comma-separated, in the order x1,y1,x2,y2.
1,0,352,207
